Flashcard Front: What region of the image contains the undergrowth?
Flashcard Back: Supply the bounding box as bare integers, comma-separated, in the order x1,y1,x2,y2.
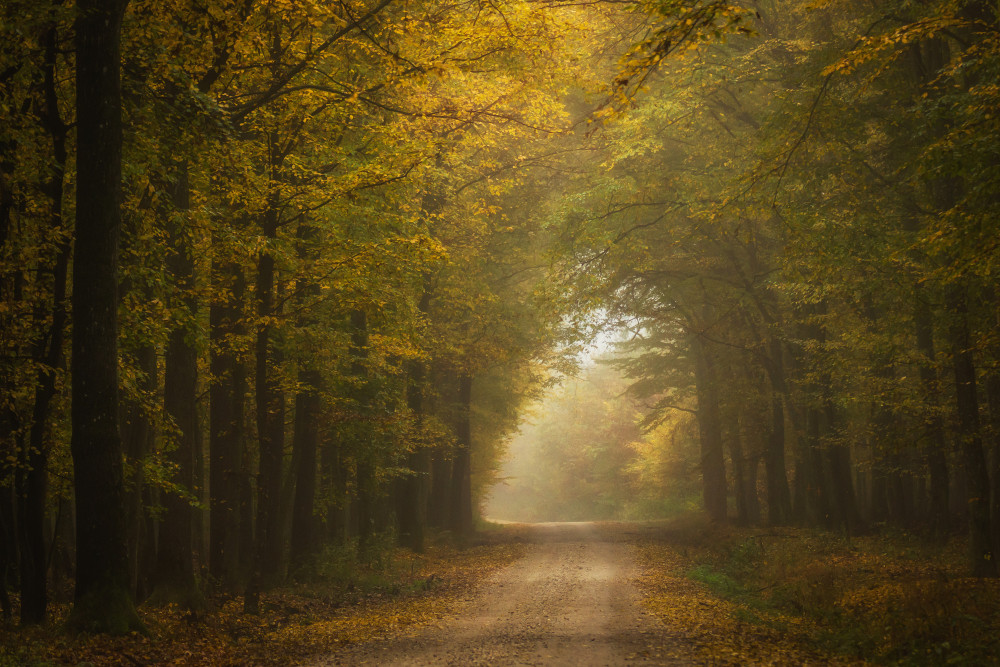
641,516,1000,665
0,532,525,666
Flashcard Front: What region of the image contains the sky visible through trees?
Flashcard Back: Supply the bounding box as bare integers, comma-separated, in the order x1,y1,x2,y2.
1,0,1000,639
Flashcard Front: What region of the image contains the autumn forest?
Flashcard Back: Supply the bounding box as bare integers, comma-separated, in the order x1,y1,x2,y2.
2,0,1000,662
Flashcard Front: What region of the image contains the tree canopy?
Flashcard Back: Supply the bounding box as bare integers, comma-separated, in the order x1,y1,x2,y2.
1,0,999,632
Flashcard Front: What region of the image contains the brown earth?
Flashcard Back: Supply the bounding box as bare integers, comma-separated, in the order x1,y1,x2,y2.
313,522,700,666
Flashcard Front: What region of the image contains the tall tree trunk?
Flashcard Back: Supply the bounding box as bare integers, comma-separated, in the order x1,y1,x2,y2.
18,18,72,624
691,337,727,523
913,291,950,536
348,309,378,556
764,339,792,524
450,374,475,536
247,206,285,611
825,402,862,532
153,164,203,608
726,419,748,526
67,0,144,632
121,344,156,602
289,367,321,570
985,291,1000,558
0,135,15,622
322,439,350,544
289,223,322,569
209,261,246,586
947,282,996,576
395,288,432,552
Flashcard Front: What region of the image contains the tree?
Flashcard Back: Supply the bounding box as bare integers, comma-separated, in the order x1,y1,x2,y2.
67,0,144,633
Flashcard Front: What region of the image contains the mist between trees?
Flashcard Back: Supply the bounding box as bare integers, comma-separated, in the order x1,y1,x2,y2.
1,0,999,633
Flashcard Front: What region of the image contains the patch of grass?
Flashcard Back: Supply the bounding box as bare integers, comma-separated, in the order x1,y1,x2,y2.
687,564,745,599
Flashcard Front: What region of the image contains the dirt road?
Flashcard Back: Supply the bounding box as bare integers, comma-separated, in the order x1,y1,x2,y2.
316,522,691,666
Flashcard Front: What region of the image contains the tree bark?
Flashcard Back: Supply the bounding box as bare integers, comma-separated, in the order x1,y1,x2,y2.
395,288,432,551
251,230,285,594
121,343,156,602
913,290,950,536
18,18,72,624
209,261,246,586
947,282,996,576
763,339,792,525
691,336,727,523
153,163,203,608
428,451,452,529
67,0,144,632
289,367,321,569
449,374,475,536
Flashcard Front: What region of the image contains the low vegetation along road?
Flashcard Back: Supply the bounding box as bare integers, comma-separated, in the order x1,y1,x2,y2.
318,522,695,665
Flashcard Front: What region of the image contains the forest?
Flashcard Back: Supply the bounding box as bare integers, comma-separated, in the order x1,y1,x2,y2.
1,0,1000,661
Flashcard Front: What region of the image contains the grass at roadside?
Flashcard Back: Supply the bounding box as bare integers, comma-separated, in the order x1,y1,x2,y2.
0,536,525,666
635,515,1000,665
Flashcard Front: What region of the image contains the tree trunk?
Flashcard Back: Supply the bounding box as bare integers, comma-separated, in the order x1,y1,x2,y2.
289,367,321,570
153,163,202,608
825,402,862,532
18,19,72,624
428,451,452,529
743,452,761,525
947,282,996,576
121,344,156,602
450,375,475,536
764,339,792,524
691,337,727,523
986,293,1000,558
395,288,432,551
726,422,748,525
67,0,144,632
913,291,950,537
209,261,246,586
251,238,284,595
0,484,15,620
288,223,323,569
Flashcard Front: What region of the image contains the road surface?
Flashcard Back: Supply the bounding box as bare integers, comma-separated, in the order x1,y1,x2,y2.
316,522,690,665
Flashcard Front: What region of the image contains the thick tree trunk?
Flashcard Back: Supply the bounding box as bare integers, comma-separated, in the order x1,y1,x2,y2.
825,403,862,532
691,337,727,523
67,0,144,632
450,375,475,536
726,422,748,525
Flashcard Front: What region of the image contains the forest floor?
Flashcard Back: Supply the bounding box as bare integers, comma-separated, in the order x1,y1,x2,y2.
1,516,999,665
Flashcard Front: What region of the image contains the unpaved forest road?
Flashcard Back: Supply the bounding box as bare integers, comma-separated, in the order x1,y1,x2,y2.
316,522,694,666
